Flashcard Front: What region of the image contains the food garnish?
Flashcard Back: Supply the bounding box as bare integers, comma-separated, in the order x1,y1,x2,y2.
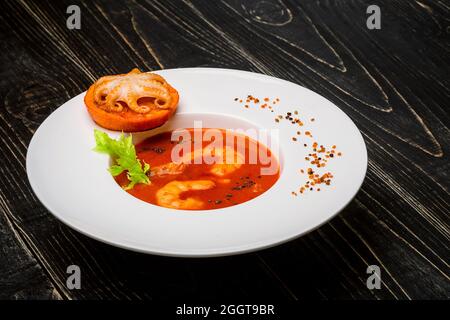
85,69,179,132
235,96,343,195
234,95,279,112
93,129,150,190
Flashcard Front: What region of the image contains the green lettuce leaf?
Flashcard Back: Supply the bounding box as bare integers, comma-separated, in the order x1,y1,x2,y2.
93,129,150,190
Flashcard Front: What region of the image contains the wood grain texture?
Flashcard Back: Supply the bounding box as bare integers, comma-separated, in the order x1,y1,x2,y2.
0,0,448,300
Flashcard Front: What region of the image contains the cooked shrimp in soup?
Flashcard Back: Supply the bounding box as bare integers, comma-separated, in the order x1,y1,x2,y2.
114,129,280,210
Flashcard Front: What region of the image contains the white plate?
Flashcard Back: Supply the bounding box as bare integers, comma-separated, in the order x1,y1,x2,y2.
27,68,367,257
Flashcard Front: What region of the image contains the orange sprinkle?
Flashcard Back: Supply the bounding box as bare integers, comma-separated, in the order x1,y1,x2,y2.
234,95,341,198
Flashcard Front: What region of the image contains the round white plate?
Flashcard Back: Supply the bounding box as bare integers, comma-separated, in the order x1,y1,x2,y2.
27,68,367,257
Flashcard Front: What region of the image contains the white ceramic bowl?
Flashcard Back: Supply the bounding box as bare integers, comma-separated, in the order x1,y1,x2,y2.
27,68,367,257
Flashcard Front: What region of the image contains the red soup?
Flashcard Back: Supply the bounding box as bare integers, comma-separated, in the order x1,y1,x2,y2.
115,128,280,210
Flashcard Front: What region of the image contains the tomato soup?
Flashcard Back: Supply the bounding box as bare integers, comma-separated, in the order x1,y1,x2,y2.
115,128,280,210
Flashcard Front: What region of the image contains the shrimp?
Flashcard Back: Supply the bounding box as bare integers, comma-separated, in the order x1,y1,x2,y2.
172,145,245,178
150,162,186,177
156,180,215,210
208,146,245,177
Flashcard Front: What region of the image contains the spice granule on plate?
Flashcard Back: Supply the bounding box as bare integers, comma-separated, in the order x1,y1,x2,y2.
234,95,342,195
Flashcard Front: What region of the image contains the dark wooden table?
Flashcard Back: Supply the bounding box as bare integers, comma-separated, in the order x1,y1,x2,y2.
0,0,449,300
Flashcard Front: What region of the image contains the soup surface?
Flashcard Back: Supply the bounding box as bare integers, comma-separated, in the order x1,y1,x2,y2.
115,128,280,210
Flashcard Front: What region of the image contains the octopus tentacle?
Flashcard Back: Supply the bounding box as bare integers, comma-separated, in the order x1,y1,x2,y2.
104,85,124,112
142,73,167,84
91,69,174,114
126,93,151,114
141,87,172,109
135,78,166,89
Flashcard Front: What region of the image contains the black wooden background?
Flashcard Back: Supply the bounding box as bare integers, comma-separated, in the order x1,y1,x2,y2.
0,0,449,300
